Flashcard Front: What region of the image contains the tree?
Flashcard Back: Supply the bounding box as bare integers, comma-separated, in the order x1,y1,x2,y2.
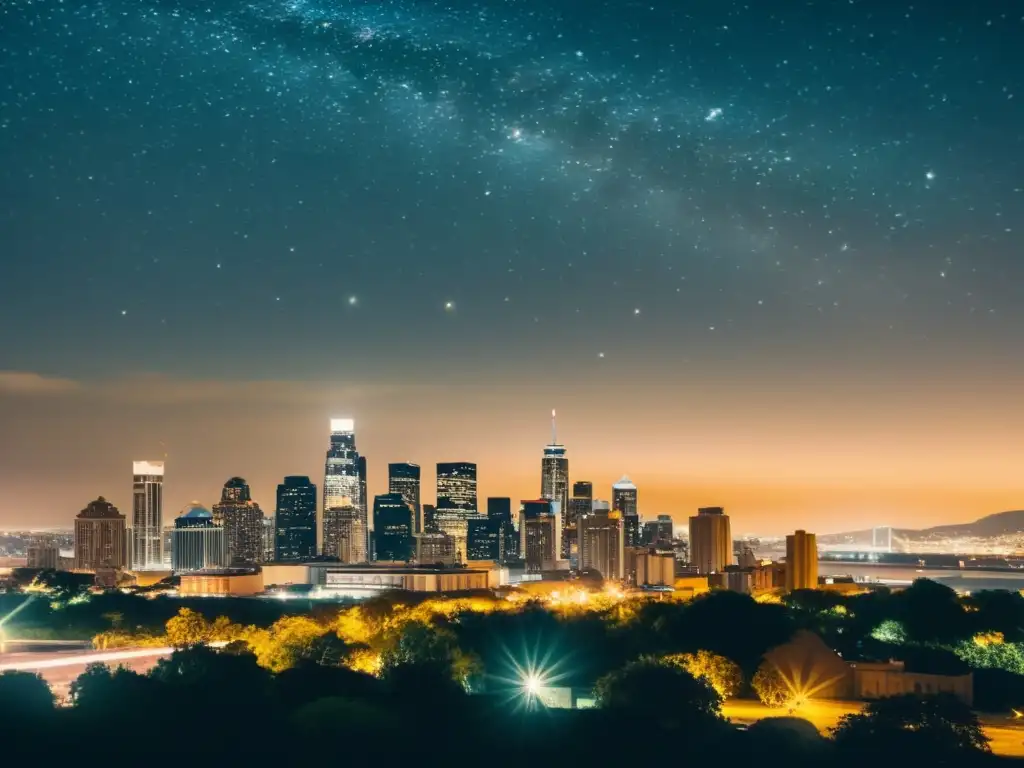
895,579,972,645
663,651,742,699
165,607,211,647
150,645,271,705
752,663,789,708
831,693,989,759
0,671,54,718
595,657,723,731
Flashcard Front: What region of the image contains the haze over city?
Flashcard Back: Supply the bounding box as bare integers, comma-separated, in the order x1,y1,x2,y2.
1,0,1021,532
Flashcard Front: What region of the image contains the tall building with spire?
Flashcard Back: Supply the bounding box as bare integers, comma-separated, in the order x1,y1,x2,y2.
323,418,363,555
131,460,164,571
541,409,569,537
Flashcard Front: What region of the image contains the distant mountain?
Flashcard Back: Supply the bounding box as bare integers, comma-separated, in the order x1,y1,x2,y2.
915,510,1024,538
819,510,1024,544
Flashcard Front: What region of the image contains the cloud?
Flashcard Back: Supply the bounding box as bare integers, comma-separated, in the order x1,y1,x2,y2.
0,370,407,406
0,371,80,395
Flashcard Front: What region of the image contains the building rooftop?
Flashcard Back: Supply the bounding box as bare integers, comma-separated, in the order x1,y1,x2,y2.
613,475,636,489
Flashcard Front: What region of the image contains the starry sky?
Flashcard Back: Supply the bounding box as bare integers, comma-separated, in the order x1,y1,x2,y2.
1,0,1022,534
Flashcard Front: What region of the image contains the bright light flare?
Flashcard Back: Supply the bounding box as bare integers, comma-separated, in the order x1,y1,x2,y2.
522,673,544,696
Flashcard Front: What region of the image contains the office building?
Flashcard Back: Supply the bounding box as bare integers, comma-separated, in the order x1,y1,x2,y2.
388,462,422,531
872,526,894,553
434,512,472,563
487,496,512,525
162,527,174,569
572,481,593,500
324,505,365,564
487,497,517,561
436,462,478,515
75,496,127,570
578,506,624,581
643,515,674,547
275,475,317,562
467,516,505,562
131,460,165,571
785,529,818,592
323,418,364,554
171,503,228,573
422,503,437,532
212,477,264,565
358,455,368,537
520,499,559,573
27,544,59,570
262,517,275,562
636,550,675,586
373,493,414,562
415,531,457,566
564,482,592,561
688,507,732,575
612,475,640,546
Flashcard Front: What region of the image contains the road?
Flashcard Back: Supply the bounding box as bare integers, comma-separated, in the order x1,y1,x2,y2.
722,699,1024,758
0,644,172,701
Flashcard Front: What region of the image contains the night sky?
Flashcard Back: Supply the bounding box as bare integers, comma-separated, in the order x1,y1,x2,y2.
1,0,1022,534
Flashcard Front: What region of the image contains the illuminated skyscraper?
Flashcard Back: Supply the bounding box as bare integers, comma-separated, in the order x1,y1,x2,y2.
688,506,732,575
275,476,317,562
373,492,414,562
75,497,127,571
131,460,164,571
213,477,264,565
388,463,421,531
565,481,593,560
541,409,569,514
323,418,363,554
612,475,639,547
785,530,818,592
436,462,477,515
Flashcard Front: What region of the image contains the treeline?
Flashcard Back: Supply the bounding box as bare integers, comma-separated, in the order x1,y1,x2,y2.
0,643,1004,767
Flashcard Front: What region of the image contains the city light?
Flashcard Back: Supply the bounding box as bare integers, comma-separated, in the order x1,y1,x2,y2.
522,672,544,697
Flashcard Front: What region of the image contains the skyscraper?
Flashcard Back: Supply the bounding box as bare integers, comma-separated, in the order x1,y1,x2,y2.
171,503,228,573
323,418,363,554
519,499,559,573
358,455,368,536
467,516,505,562
688,506,732,575
213,477,264,565
436,462,477,514
75,497,127,570
131,460,164,571
578,506,624,581
541,409,569,516
389,463,421,532
785,530,818,592
487,497,516,561
612,475,639,547
372,493,414,562
324,504,365,563
275,476,317,562
565,481,593,560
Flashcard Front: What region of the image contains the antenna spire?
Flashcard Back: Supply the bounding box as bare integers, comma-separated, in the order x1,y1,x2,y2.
551,409,557,445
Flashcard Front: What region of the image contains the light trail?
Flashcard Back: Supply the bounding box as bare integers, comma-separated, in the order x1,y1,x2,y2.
0,647,174,672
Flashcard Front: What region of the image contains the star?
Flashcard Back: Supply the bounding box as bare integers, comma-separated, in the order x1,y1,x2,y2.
598,352,605,358
633,308,641,315
348,296,358,306
444,301,454,311
925,170,936,181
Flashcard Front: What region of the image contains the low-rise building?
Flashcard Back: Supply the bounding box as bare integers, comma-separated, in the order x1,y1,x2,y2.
178,569,263,597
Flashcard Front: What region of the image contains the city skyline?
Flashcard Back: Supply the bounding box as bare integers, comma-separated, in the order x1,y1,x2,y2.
2,394,1022,536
